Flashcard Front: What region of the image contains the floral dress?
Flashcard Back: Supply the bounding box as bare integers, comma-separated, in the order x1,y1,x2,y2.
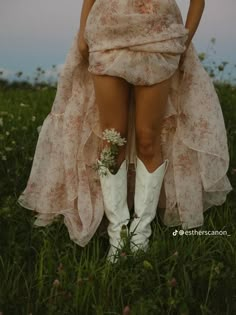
17,0,233,247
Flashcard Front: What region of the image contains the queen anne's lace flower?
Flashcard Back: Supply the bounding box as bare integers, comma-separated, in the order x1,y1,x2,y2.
93,128,127,176
100,146,116,166
102,128,127,146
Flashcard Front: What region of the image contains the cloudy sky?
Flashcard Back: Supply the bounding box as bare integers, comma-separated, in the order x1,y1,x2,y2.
0,0,236,80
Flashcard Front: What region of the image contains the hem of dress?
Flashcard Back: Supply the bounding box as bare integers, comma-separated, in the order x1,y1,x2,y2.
16,197,101,248
88,64,179,86
158,188,232,230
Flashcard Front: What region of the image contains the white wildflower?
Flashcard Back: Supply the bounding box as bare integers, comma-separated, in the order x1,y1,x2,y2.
100,146,116,167
2,155,7,160
102,128,127,146
0,117,3,126
5,147,13,151
32,116,36,122
5,131,10,136
20,103,29,107
93,128,127,176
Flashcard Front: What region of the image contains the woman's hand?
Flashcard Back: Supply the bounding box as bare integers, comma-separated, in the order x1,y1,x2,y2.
78,0,95,62
78,32,89,62
178,0,205,71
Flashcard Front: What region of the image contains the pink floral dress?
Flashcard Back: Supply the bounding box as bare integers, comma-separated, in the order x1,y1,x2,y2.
17,0,233,247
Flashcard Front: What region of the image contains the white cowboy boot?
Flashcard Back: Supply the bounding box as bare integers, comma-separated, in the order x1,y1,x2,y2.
98,159,130,263
129,157,169,253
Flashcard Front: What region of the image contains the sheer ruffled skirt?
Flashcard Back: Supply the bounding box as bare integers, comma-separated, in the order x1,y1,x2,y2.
17,0,233,246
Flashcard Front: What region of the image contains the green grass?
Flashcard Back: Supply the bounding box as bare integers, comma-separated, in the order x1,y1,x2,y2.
0,80,235,315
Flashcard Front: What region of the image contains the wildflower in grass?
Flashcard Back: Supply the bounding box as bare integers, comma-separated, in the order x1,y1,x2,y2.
0,118,3,126
172,250,178,257
2,155,7,161
17,116,22,120
92,128,127,176
52,279,60,287
123,305,131,315
120,252,127,259
57,262,63,272
32,116,36,122
168,277,177,287
20,103,29,107
11,140,16,145
5,131,10,136
230,168,236,175
5,147,13,152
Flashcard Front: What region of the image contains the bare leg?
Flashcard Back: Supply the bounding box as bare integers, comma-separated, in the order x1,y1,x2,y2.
134,77,172,172
91,74,132,262
134,76,173,208
91,74,131,170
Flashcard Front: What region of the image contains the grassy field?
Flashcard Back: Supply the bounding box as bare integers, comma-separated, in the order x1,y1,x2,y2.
0,75,235,315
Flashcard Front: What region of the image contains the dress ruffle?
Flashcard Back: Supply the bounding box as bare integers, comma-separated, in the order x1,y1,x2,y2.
17,0,233,246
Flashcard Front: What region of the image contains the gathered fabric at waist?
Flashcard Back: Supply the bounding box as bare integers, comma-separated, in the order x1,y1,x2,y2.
84,0,189,54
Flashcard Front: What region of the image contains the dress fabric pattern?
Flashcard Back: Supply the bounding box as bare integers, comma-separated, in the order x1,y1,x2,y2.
17,0,233,247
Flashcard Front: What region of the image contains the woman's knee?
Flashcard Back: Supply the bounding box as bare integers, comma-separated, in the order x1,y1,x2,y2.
135,127,161,158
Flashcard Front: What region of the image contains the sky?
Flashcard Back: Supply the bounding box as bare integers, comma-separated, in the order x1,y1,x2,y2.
0,0,236,82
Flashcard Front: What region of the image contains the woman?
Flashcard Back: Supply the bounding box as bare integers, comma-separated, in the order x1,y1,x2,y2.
17,0,233,263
